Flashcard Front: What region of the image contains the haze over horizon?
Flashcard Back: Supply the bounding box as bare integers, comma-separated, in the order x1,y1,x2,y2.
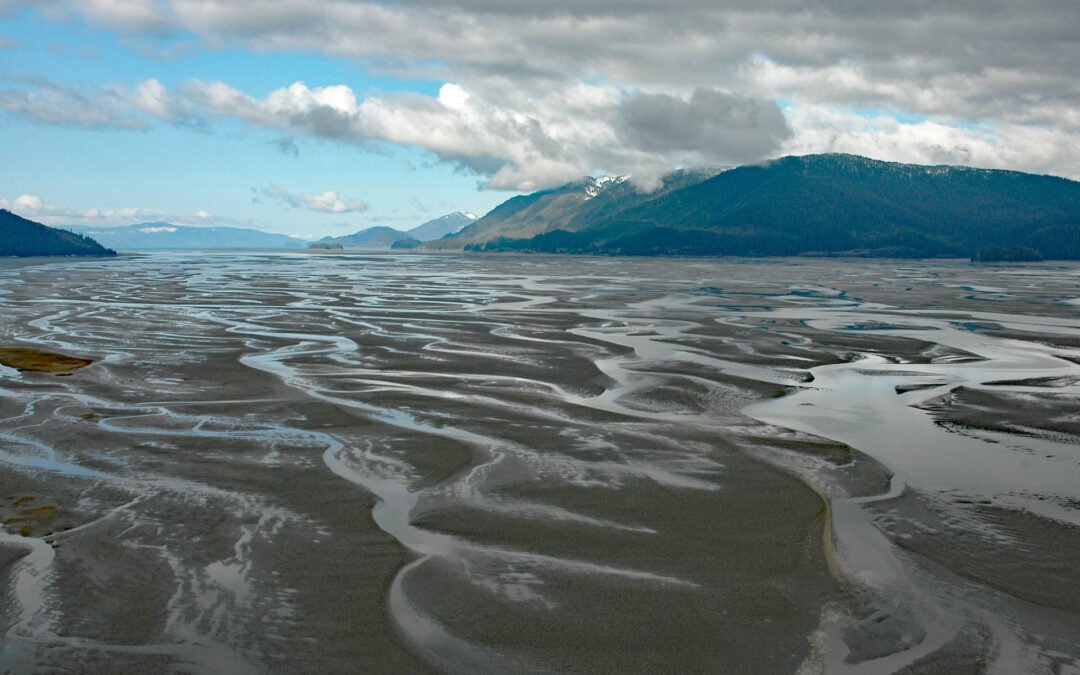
1,1,1078,238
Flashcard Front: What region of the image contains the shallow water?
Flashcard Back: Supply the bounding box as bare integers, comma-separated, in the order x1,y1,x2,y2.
0,252,1078,672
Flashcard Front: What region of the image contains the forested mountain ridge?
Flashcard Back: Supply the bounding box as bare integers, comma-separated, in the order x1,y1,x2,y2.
435,155,1080,259
427,169,719,249
1,210,116,257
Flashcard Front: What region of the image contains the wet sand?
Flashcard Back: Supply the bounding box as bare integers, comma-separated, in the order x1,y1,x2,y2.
0,253,1078,672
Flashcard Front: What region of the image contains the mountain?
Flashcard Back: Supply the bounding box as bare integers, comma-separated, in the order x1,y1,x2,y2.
426,169,719,250
310,226,418,250
406,212,477,241
68,223,306,250
1,210,116,257
313,213,478,250
433,154,1080,260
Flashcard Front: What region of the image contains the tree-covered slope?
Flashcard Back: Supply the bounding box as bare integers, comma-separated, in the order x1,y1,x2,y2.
407,212,477,241
458,155,1080,259
430,169,719,250
311,226,415,249
1,210,116,257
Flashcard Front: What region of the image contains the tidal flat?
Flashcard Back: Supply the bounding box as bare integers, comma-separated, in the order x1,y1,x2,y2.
0,252,1078,673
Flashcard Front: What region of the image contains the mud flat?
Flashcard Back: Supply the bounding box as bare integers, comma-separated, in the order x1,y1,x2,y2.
0,252,1078,672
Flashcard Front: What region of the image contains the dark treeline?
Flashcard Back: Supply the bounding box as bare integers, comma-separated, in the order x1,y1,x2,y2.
1,210,115,257
465,154,1080,259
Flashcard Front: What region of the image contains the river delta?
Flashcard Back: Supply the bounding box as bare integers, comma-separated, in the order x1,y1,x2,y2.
1,253,1078,673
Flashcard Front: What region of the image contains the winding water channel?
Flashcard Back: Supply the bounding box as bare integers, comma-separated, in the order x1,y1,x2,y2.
1,253,1078,672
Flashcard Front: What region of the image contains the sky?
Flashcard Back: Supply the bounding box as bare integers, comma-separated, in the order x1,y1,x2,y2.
1,1,1078,238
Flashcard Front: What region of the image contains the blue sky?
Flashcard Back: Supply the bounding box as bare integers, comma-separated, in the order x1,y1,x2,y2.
0,6,506,236
1,1,1076,237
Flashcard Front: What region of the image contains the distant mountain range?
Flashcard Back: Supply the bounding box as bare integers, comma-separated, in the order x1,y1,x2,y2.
1,209,115,257
310,226,417,250
428,154,1080,260
425,172,715,250
406,212,477,241
67,223,307,250
13,156,1080,260
310,211,477,250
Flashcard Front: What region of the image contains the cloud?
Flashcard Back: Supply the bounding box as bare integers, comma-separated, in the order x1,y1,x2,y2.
131,77,173,117
47,0,1077,118
72,0,176,35
780,105,1080,180
7,1,1080,126
260,184,369,213
8,72,1080,190
0,76,150,130
3,0,1080,186
616,88,791,164
167,78,791,190
0,75,201,130
1,193,165,225
272,136,299,156
0,193,248,228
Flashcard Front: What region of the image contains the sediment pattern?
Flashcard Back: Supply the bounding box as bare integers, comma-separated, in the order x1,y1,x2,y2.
1,253,1078,673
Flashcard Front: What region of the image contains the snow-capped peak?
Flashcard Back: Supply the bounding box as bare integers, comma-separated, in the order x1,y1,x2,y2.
593,175,627,188
584,175,628,199
463,211,478,220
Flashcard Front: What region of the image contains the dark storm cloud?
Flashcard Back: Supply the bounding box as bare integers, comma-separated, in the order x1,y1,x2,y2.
4,0,1080,183
13,1,1069,120
617,89,791,164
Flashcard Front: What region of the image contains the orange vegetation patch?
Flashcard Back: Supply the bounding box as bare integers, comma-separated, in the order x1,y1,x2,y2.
0,347,92,373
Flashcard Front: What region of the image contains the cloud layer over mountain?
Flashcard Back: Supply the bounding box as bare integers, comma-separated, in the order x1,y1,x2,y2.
2,0,1078,190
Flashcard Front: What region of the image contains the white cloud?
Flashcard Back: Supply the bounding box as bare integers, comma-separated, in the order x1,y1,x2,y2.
5,72,1080,190
1,193,164,225
133,77,173,117
174,78,791,190
73,0,174,34
3,0,1080,187
49,0,1076,121
0,193,243,228
781,105,1080,179
0,77,150,130
260,184,369,214
438,83,468,111
13,194,43,210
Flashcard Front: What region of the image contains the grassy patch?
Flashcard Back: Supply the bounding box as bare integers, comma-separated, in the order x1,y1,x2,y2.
0,347,92,373
0,345,92,371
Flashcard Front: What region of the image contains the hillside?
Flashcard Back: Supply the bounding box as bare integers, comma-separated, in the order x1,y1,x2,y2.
68,223,306,250
1,210,116,257
311,226,417,249
428,170,720,250
434,154,1080,259
407,212,477,241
